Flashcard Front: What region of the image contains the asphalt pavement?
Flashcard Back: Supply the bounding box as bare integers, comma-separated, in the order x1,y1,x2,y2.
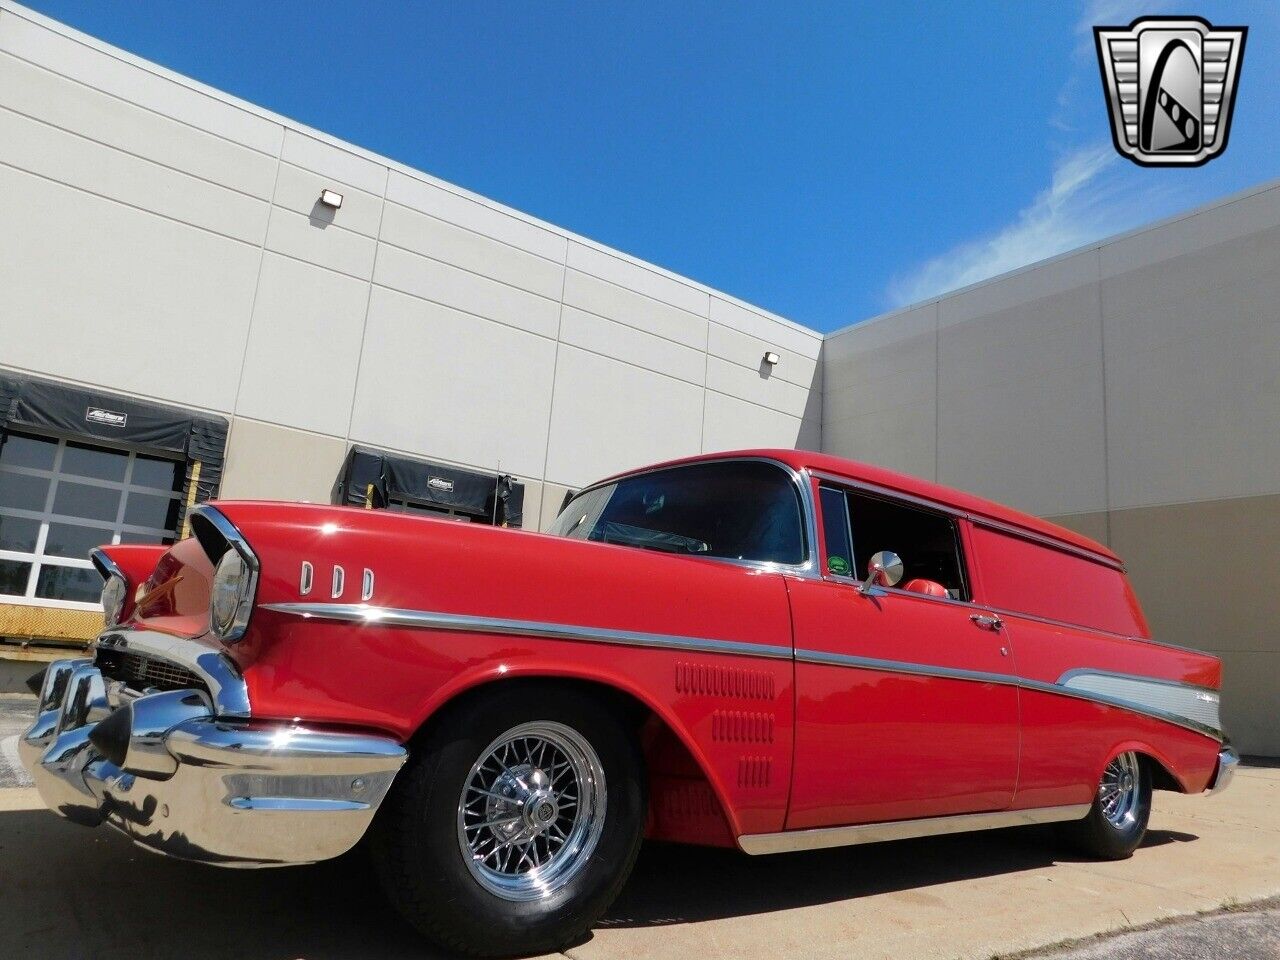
0,693,34,788
1027,901,1280,959
2,688,1277,960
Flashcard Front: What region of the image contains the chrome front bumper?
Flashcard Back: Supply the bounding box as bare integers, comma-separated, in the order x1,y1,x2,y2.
1207,744,1239,796
21,657,407,867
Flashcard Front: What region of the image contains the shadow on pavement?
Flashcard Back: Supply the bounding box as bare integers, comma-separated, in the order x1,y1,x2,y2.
599,825,1199,928
0,806,1199,959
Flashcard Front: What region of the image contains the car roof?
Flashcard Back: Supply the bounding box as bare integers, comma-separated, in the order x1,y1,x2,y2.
595,448,1120,565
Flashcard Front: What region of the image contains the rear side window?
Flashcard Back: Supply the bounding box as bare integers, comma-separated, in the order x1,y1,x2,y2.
817,485,968,601
969,525,1147,636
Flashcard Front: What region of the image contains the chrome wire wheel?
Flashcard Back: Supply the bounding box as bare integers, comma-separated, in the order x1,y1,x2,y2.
457,720,606,902
1099,751,1142,828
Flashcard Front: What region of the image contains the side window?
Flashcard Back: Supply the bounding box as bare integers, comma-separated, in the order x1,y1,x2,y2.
845,490,969,601
818,486,854,577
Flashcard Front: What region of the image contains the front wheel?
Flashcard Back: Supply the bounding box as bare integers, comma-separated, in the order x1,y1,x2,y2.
1062,750,1151,860
370,684,646,957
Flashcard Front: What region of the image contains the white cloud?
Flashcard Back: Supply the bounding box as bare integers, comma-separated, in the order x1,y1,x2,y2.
884,0,1182,309
886,144,1126,306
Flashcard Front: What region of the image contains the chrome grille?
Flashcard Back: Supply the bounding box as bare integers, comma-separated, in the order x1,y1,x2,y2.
95,649,204,693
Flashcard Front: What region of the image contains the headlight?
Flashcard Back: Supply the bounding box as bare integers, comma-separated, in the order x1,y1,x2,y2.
210,549,252,640
101,574,128,626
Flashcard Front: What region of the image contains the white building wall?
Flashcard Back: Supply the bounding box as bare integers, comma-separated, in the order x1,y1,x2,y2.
0,1,822,533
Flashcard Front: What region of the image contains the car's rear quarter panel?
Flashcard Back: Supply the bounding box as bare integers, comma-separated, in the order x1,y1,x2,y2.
965,522,1223,799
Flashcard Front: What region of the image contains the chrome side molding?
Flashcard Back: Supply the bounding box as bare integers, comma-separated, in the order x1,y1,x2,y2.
259,602,795,661
738,803,1091,856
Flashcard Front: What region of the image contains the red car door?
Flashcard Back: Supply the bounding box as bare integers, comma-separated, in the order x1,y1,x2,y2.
785,482,1020,830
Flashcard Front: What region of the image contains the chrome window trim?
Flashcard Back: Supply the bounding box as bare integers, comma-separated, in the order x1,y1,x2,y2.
259,602,794,661
808,468,1124,570
813,477,973,602
190,504,260,644
550,456,821,580
738,802,1091,855
968,514,1124,570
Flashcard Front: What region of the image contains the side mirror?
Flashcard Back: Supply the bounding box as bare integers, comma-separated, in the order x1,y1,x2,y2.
860,550,903,593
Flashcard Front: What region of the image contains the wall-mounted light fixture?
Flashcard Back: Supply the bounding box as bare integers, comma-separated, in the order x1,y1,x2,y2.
763,351,780,366
319,189,344,209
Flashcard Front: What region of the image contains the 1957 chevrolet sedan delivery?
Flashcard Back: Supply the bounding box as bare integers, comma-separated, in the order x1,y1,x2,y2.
22,449,1236,956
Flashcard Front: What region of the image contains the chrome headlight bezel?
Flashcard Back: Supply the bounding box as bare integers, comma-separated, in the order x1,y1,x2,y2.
100,573,128,627
210,548,255,642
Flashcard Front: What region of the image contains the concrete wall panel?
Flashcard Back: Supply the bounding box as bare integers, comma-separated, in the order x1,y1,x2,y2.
279,129,387,196
219,417,347,503
0,7,283,154
272,162,383,238
264,205,377,280
537,481,574,532
350,287,556,478
0,51,277,199
386,170,567,263
544,346,703,488
937,280,1106,518
567,241,709,317
563,269,706,350
701,391,808,455
706,357,812,418
374,243,561,339
558,306,705,386
380,201,564,300
823,304,936,425
707,320,819,390
1109,493,1280,755
234,253,370,436
0,163,258,412
1103,225,1280,510
710,297,822,360
823,400,936,480
0,106,269,245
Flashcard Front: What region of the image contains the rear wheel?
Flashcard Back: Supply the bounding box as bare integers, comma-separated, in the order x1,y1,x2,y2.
1062,751,1151,859
370,685,646,957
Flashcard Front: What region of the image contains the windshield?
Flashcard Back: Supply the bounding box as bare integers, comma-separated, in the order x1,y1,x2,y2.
548,460,806,565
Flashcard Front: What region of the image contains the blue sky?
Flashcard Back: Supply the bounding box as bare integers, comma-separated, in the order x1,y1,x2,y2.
23,0,1280,332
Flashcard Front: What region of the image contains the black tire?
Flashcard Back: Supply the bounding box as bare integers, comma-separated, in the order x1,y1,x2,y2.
1061,751,1152,860
370,683,646,957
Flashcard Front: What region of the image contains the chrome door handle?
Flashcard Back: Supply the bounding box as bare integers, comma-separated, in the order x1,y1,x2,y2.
970,614,1003,631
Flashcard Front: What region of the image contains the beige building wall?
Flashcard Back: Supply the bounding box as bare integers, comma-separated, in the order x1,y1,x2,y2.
824,183,1280,755
0,1,821,534
0,2,1273,753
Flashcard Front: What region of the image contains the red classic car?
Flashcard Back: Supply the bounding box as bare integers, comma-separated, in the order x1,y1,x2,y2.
22,450,1235,956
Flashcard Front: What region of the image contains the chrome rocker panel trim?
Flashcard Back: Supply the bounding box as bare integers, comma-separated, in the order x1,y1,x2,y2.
20,658,406,867
739,803,1092,855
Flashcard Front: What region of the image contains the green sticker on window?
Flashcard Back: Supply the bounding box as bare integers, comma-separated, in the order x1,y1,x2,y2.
827,555,851,576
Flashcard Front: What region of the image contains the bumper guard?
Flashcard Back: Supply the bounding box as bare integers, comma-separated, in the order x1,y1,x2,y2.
20,657,406,867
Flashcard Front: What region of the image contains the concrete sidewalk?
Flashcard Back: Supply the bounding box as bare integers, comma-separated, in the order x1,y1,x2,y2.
0,767,1275,960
